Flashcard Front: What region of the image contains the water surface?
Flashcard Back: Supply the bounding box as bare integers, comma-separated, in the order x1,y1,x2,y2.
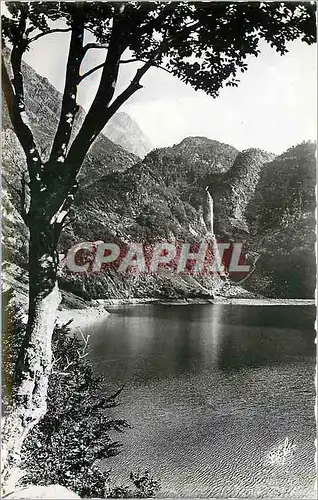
85,304,316,498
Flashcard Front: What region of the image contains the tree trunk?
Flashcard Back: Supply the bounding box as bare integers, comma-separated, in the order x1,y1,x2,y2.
1,220,62,492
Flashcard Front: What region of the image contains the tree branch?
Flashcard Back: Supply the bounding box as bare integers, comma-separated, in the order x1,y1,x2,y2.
79,55,171,82
119,58,139,64
108,59,153,116
48,14,85,165
83,42,108,53
120,57,173,74
61,216,76,230
2,51,42,181
9,9,42,173
29,28,72,43
80,62,106,81
65,16,127,176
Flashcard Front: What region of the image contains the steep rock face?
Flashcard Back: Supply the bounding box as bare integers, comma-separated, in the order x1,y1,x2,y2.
2,189,29,268
55,137,243,300
103,112,153,158
59,160,223,301
2,56,315,299
211,149,275,239
247,142,316,232
64,163,204,245
138,137,239,211
243,142,316,298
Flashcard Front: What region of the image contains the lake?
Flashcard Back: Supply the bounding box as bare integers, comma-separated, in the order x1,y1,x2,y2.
84,303,316,498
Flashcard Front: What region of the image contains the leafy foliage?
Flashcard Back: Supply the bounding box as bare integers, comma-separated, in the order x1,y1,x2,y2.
112,470,161,499
20,322,128,495
2,1,316,97
3,304,160,497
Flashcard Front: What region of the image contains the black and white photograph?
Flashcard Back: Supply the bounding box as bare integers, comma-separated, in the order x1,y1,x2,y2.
1,1,317,498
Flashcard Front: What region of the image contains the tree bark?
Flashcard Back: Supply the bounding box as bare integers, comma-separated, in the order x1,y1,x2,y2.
1,8,151,492
1,217,62,491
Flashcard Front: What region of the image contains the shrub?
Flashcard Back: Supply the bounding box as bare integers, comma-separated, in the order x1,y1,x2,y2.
3,302,160,498
18,321,128,497
110,470,160,498
129,470,161,498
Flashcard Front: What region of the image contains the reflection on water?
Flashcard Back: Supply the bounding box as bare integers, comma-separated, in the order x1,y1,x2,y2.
84,304,316,498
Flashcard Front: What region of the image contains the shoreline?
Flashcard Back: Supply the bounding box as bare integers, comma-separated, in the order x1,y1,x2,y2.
55,296,315,333
56,305,110,330
97,297,316,307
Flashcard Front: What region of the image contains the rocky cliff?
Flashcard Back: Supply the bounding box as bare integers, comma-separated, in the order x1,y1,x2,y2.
57,136,315,300
2,59,316,300
244,142,316,298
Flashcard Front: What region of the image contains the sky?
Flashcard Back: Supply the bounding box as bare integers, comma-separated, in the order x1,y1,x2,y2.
20,22,317,155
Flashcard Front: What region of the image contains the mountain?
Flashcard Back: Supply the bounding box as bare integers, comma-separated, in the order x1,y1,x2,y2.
163,136,238,174
58,154,225,301
2,58,316,300
103,112,153,158
210,148,276,238
62,138,315,300
58,138,271,300
2,53,138,190
244,142,316,298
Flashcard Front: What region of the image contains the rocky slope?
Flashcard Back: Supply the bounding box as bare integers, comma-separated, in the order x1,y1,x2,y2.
2,54,138,188
56,145,220,301
243,142,316,298
56,135,272,300
2,58,316,300
61,138,315,300
103,112,153,158
210,149,275,238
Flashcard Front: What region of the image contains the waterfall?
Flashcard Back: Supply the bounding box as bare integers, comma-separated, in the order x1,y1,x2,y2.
203,186,214,235
203,187,227,277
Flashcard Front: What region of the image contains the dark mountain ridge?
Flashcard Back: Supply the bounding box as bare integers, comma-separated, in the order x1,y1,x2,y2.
2,58,316,300
244,141,316,298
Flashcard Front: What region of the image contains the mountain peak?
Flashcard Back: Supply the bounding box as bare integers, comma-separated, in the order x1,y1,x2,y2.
177,136,234,148
103,112,153,158
157,135,239,175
